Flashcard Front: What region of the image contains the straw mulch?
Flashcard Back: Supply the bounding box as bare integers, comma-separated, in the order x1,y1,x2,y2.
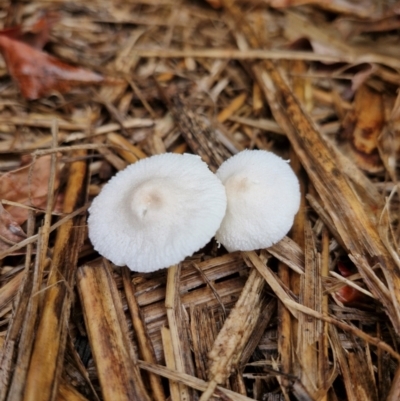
1,1,400,400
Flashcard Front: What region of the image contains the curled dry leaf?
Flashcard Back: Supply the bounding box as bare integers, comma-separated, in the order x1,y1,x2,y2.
337,84,384,173
0,203,26,252
0,155,62,224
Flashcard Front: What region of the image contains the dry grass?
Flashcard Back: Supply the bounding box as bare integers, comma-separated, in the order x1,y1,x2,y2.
1,1,400,400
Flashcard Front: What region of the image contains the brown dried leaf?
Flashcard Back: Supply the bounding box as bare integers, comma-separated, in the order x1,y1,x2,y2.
0,34,103,100
338,85,384,173
0,12,59,50
0,155,61,224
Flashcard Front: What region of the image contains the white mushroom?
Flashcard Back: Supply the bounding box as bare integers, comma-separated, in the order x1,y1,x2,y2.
215,149,300,252
88,153,227,272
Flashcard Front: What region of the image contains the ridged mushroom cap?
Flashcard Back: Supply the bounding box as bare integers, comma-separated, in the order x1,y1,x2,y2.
215,150,300,252
88,153,227,272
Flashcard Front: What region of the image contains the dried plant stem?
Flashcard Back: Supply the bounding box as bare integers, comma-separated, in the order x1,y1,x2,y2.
285,299,400,361
2,232,44,401
277,258,292,399
161,327,182,401
319,228,330,397
77,261,151,401
296,223,320,395
254,59,400,332
386,364,400,401
165,264,191,401
56,382,89,401
268,237,304,274
162,93,231,171
329,326,358,401
0,272,24,310
1,2,399,400
245,251,400,360
23,149,87,401
0,205,87,260
131,47,382,65
122,267,166,401
200,266,267,401
1,123,60,401
139,360,255,401
329,271,375,299
107,132,147,163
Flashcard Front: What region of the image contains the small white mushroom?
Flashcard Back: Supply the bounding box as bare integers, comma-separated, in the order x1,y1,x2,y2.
88,153,227,272
215,149,300,252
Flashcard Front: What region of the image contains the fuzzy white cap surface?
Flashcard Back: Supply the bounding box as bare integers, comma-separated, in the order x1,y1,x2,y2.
88,153,227,272
215,150,300,252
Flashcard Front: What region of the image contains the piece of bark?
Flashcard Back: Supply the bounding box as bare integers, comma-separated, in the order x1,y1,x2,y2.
199,265,268,401
296,222,322,396
77,261,151,401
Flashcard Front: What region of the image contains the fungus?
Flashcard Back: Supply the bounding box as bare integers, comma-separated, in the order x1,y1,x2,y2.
215,149,300,252
88,153,227,272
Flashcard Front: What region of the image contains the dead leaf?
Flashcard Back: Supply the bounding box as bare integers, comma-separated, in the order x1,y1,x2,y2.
0,29,103,100
338,85,384,173
0,12,59,50
0,155,62,224
0,203,26,252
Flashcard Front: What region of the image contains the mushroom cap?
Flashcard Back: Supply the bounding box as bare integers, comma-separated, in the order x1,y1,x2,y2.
215,150,300,252
88,153,227,272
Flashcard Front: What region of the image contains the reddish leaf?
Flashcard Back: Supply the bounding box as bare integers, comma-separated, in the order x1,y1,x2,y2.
336,284,366,304
0,34,103,100
0,203,26,252
0,155,62,224
21,12,60,49
0,12,59,49
335,260,367,304
337,260,353,277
